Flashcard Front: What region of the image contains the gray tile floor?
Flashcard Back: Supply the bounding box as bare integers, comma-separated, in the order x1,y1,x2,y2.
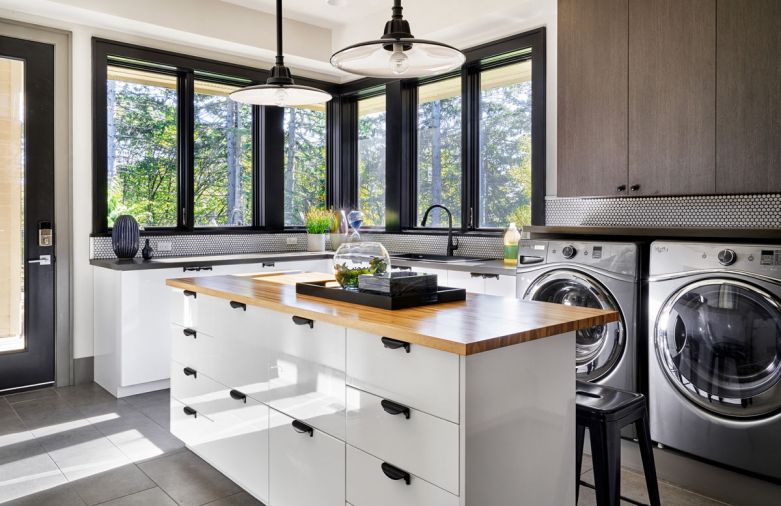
1,383,731,505
0,384,261,506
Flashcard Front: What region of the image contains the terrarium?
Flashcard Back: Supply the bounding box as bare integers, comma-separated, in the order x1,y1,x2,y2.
333,242,390,290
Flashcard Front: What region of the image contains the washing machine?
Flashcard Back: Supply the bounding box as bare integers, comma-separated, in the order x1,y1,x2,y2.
648,241,781,480
516,240,640,392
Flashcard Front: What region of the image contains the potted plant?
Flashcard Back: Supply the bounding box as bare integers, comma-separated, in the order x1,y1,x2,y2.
304,208,332,252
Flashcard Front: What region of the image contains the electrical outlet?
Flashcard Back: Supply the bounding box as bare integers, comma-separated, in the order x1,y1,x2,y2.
157,241,173,252
286,237,298,245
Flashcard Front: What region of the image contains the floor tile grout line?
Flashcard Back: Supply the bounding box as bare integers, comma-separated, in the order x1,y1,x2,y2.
134,459,183,506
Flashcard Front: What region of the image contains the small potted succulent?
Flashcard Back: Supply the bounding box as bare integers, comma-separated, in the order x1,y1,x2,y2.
304,208,332,252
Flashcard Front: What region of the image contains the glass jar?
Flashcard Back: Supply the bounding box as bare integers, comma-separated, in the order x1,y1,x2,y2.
332,242,391,290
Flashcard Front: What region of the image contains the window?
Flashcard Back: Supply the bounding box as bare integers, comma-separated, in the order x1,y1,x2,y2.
193,80,253,227
478,60,533,228
416,77,462,227
283,105,327,226
107,66,178,228
357,94,387,227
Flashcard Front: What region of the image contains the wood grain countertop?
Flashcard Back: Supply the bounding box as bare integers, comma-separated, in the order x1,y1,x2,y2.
166,272,618,356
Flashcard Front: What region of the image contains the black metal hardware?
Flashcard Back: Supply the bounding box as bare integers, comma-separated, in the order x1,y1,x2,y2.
183,367,197,378
617,185,627,192
229,301,247,311
381,462,411,485
381,336,411,353
183,266,213,272
292,316,314,328
262,262,276,267
470,273,501,279
381,399,411,419
229,389,247,403
630,184,640,192
183,406,197,417
470,272,483,278
183,328,197,337
183,290,197,298
421,204,459,257
291,419,314,437
482,274,500,280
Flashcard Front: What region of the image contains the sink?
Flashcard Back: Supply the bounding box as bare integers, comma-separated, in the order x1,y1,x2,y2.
390,253,485,263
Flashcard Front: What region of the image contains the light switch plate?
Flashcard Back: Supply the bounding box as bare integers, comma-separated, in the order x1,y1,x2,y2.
286,237,298,245
157,241,173,252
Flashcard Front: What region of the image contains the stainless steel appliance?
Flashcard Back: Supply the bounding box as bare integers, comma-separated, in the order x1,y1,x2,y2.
648,241,781,480
517,240,640,392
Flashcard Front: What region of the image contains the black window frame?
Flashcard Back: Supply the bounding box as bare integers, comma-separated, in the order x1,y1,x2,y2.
92,38,338,235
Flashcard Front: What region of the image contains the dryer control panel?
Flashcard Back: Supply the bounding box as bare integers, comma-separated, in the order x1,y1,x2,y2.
651,242,781,275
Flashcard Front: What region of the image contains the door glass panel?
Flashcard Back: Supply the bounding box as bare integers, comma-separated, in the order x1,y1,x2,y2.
658,281,781,407
0,57,25,353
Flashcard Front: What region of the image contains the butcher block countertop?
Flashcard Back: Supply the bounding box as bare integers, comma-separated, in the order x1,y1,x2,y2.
166,272,618,356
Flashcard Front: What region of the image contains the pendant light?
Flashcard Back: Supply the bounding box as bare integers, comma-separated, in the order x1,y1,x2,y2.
330,0,465,78
230,0,332,107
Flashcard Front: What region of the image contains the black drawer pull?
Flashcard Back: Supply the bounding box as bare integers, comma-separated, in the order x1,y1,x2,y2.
183,406,197,418
381,399,411,419
470,272,483,278
182,328,197,338
630,184,640,192
381,337,410,353
183,367,197,378
291,419,314,437
229,389,247,403
183,266,212,272
292,316,314,328
381,462,411,485
183,290,197,298
616,184,627,192
262,262,276,267
393,265,412,271
229,301,246,311
483,274,500,280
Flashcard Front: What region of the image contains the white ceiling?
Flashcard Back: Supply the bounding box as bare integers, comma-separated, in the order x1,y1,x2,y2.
220,0,390,29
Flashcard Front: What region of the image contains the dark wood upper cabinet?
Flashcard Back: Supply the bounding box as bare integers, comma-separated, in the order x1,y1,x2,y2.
628,0,716,196
557,0,628,197
716,0,781,193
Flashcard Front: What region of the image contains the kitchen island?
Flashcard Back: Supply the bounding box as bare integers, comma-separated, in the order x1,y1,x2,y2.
166,271,618,506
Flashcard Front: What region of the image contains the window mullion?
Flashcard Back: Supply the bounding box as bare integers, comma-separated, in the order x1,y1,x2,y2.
462,65,481,231
178,70,195,230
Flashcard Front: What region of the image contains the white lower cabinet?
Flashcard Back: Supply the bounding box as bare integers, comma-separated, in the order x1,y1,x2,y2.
170,360,227,415
447,270,517,296
346,387,459,495
346,445,459,506
269,409,345,506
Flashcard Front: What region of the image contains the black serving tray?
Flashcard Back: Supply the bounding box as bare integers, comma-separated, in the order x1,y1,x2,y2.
295,280,466,310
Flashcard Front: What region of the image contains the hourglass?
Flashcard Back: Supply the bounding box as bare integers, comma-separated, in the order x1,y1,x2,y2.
348,210,364,241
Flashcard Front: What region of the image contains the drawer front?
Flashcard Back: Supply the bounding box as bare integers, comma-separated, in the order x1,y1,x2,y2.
346,445,459,506
482,274,516,297
346,387,459,495
209,325,271,399
170,361,227,416
195,294,260,343
269,409,345,506
170,398,212,447
170,287,199,328
170,324,219,377
346,329,460,423
263,315,346,440
446,271,486,293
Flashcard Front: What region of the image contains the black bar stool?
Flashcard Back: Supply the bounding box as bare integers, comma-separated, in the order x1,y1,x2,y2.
575,381,661,506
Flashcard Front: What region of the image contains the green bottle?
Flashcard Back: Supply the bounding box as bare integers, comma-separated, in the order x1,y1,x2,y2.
503,222,521,265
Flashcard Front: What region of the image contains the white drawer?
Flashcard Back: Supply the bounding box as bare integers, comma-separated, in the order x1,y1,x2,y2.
346,387,459,495
196,294,262,343
209,324,271,399
269,409,345,506
170,361,228,416
482,274,516,297
170,287,199,328
346,329,460,423
170,398,212,447
346,445,459,506
170,323,219,377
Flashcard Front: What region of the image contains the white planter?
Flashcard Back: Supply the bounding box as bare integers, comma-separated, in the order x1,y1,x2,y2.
307,233,326,252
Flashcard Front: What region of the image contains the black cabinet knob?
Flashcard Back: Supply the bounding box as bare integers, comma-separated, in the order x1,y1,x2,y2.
183,406,197,417
630,184,640,192
292,316,314,328
183,367,197,378
229,389,247,403
229,301,247,311
182,328,197,338
381,337,411,353
617,185,627,192
183,290,197,298
381,399,411,419
291,419,314,437
381,462,411,485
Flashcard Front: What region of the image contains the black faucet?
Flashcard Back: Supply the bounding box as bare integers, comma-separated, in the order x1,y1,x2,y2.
421,204,459,257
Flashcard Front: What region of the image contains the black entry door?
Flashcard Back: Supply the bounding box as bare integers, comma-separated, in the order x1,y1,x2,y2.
0,36,55,393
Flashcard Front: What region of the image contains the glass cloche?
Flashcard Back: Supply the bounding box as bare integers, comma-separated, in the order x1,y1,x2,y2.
333,242,390,290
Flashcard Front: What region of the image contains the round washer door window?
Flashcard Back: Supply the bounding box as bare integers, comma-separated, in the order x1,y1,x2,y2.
526,270,626,381
656,279,781,418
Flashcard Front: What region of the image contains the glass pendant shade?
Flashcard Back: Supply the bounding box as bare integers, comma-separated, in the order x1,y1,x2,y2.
330,0,465,78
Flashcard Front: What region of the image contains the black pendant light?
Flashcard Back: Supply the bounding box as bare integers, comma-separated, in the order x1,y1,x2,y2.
330,0,465,78
231,0,332,106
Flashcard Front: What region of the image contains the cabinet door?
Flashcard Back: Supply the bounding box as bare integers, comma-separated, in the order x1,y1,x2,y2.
716,0,781,193
269,409,345,506
482,274,517,297
558,0,628,197
628,0,716,196
446,271,485,293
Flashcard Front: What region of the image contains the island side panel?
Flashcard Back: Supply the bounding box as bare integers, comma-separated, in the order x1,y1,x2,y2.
464,331,576,506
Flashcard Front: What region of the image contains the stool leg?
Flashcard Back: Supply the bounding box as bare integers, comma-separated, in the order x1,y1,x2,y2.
589,422,621,506
576,424,586,503
635,409,661,506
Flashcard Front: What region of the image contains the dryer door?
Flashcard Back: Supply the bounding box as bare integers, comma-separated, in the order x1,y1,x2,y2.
525,270,626,381
656,279,781,418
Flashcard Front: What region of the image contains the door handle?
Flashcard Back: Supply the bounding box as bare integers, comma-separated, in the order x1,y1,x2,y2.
292,316,314,328
229,389,247,403
183,367,197,378
381,462,411,485
182,328,197,338
381,399,411,419
28,255,52,266
229,301,246,311
381,337,411,353
291,419,314,437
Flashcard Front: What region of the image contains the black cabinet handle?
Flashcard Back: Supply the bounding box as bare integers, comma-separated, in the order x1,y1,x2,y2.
229,389,247,403
291,419,314,437
262,262,276,267
617,185,627,192
381,399,411,419
183,367,197,378
183,266,212,272
393,265,412,271
381,337,411,353
470,272,483,278
183,290,197,298
182,328,197,338
292,316,314,328
630,184,640,192
183,406,197,418
483,274,500,280
381,462,411,485
229,301,246,311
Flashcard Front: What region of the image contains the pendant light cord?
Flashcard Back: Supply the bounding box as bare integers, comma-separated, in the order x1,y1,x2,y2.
392,0,402,19
276,0,284,66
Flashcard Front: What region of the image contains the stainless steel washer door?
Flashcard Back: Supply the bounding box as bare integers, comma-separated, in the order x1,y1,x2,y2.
655,279,781,418
525,270,626,381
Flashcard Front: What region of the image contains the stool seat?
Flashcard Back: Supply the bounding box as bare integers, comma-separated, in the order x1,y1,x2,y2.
575,381,660,506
